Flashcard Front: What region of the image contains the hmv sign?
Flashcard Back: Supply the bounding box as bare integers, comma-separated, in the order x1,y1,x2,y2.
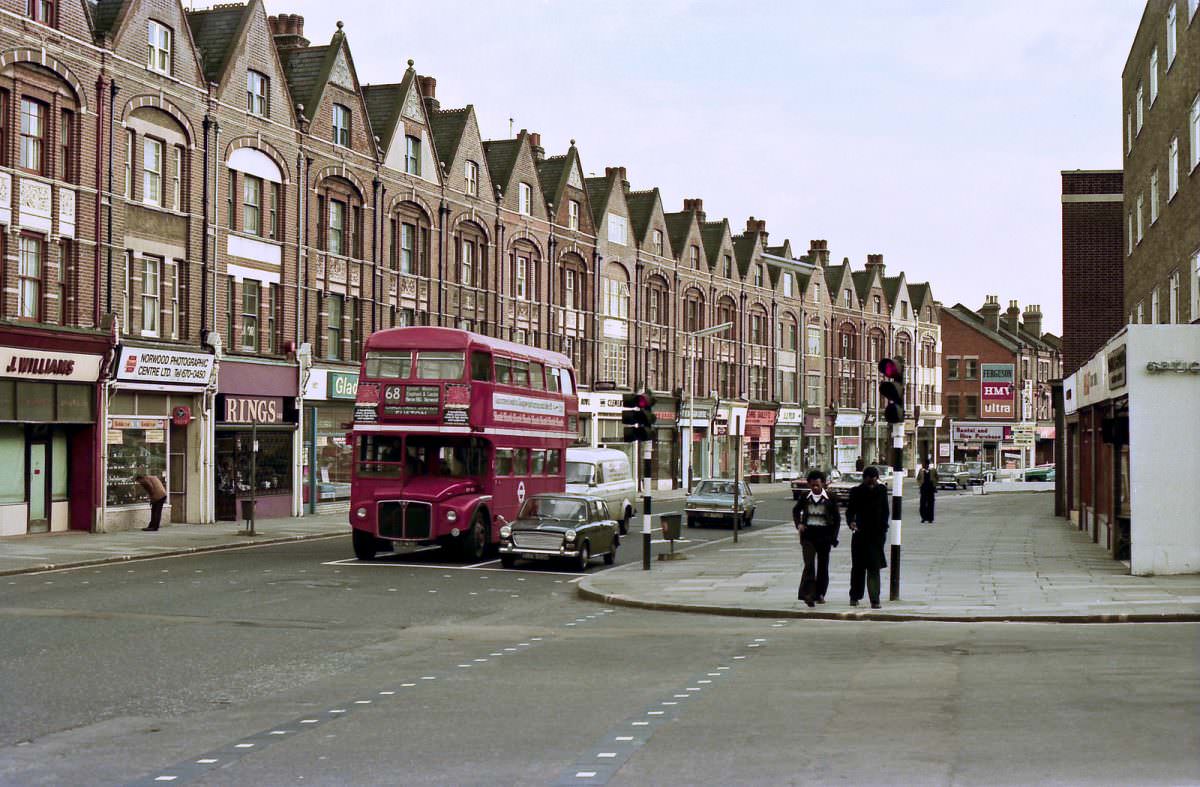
223,395,285,424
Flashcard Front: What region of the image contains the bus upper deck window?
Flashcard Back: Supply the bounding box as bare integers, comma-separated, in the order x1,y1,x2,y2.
470,351,492,381
546,367,561,393
415,351,465,380
365,351,411,378
529,362,546,390
495,357,513,385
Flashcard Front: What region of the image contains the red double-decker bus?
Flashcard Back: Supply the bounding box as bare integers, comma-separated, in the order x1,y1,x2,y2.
348,327,579,561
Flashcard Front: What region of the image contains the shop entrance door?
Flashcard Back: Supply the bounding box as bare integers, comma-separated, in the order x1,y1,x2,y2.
169,425,187,523
27,440,49,533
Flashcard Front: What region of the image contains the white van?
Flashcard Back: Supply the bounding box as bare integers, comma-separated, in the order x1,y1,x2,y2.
565,447,637,534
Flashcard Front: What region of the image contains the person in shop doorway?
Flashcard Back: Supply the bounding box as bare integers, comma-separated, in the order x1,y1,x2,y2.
135,472,168,531
793,469,841,607
846,466,890,609
855,456,864,472
917,458,938,523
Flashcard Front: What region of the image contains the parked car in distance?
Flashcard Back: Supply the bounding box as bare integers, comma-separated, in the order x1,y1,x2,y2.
827,471,863,503
686,479,756,528
498,494,618,570
869,465,895,489
566,447,637,535
791,468,841,499
936,463,970,489
1022,464,1056,482
963,461,994,486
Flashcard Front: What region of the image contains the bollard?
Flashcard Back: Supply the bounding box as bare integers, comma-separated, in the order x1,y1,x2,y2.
642,495,652,570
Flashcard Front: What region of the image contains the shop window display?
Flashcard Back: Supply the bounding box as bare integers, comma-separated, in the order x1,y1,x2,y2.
107,418,168,506
216,431,292,520
314,409,352,502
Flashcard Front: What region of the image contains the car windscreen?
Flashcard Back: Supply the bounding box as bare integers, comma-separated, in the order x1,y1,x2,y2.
414,351,465,380
840,473,863,484
519,497,586,521
696,481,735,496
565,462,594,485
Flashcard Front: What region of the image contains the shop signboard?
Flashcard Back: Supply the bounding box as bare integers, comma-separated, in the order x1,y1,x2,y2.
776,407,804,426
939,442,951,458
328,371,359,400
981,363,1015,419
116,347,214,387
223,396,284,424
1011,422,1035,447
0,346,103,382
950,422,1012,442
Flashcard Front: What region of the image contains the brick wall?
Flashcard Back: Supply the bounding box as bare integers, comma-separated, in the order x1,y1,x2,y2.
1061,170,1124,376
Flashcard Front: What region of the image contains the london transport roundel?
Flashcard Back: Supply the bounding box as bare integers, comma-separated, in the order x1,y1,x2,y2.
517,482,526,503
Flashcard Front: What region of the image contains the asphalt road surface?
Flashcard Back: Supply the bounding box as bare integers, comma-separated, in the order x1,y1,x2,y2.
1,489,1196,786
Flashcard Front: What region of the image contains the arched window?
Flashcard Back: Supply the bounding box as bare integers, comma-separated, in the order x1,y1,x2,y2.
716,296,737,340
389,201,431,276
749,305,768,346
601,262,630,319
227,148,283,241
838,323,857,360
456,220,487,288
645,275,669,326
511,240,539,302
317,177,363,258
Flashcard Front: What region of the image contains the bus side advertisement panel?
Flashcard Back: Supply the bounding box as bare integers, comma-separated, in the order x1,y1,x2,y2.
492,392,566,428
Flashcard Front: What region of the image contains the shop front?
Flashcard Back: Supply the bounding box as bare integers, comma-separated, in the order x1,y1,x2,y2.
216,360,299,521
947,421,1012,466
803,412,832,472
302,368,358,513
744,406,777,483
105,346,215,530
650,397,677,490
678,400,711,488
0,338,106,536
774,407,804,481
833,412,864,473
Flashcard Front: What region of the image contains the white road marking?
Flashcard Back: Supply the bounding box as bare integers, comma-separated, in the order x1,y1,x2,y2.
733,656,746,660
597,752,617,758
718,666,731,670
576,772,597,778
328,709,346,714
235,743,255,748
458,664,471,668
401,683,415,687
270,730,289,735
674,694,689,698
379,691,395,695
300,719,319,724
615,736,634,741
531,637,543,641
196,759,218,764
355,700,372,704
686,687,701,692
754,638,766,642
698,679,712,684
647,711,664,716
663,702,677,705
421,676,436,680
749,644,760,648
707,672,721,676
474,658,488,662
632,721,649,726
154,777,178,782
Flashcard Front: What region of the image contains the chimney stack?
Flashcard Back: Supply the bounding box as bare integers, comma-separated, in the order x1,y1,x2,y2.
1001,299,1021,334
683,198,705,224
268,13,309,49
528,131,544,161
605,166,628,189
1022,304,1043,338
865,253,885,276
807,239,830,266
417,75,439,113
979,295,1002,332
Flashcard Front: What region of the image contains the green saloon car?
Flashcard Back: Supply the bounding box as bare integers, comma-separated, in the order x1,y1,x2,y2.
498,494,619,571
685,479,756,528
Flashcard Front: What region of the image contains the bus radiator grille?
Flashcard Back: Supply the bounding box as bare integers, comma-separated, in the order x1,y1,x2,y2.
377,501,432,540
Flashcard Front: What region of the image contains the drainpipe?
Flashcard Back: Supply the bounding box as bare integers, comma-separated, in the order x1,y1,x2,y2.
105,79,117,317
493,216,505,336
437,200,449,326
92,74,105,327
372,175,381,331
200,115,211,336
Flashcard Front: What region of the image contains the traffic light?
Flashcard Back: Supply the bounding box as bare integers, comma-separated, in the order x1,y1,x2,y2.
621,390,657,442
878,357,905,424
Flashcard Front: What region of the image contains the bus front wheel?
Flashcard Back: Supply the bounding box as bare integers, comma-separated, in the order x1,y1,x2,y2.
352,529,378,561
461,511,489,562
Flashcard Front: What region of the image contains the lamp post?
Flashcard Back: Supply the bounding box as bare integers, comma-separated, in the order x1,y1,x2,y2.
681,322,733,491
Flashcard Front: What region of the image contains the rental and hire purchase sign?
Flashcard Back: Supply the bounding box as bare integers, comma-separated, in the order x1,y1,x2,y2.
981,363,1015,419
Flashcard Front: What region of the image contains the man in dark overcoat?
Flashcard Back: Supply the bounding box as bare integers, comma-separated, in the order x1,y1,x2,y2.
846,465,890,609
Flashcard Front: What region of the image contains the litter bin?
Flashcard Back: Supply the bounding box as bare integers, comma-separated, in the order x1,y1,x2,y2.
660,512,682,540
240,499,256,524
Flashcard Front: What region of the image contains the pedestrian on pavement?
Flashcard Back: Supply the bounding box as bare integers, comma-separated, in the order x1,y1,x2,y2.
846,465,890,609
917,458,938,523
793,469,841,607
134,472,167,531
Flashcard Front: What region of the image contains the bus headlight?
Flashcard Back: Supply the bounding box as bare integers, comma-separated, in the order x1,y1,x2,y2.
355,507,367,519
446,510,458,522
565,529,577,542
499,525,511,540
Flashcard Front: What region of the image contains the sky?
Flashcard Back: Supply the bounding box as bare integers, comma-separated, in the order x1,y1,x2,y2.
233,0,1147,334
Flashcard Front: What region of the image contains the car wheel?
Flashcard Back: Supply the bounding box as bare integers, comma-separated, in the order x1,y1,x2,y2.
604,538,617,565
686,515,696,528
744,510,754,527
352,528,378,561
575,542,591,572
620,506,631,536
500,554,516,569
461,511,489,562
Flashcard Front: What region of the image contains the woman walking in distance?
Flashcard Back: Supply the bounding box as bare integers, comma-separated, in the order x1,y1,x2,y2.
846,466,890,608
793,469,841,607
916,458,938,523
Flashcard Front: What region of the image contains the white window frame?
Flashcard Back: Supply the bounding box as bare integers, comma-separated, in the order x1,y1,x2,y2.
783,273,793,298
400,222,415,274
247,70,268,117
755,264,764,287
1167,3,1178,66
1191,251,1200,322
1136,82,1144,133
1168,137,1180,197
1136,192,1144,243
1151,288,1160,324
1169,270,1180,323
328,199,345,255
690,245,699,270
241,278,259,351
515,255,528,300
1150,169,1160,223
243,174,262,236
17,236,41,320
1150,48,1159,105
404,135,420,175
464,160,478,196
124,130,133,198
168,260,179,339
142,137,163,207
607,213,626,245
1128,212,1134,256
460,238,474,287
653,229,663,255
1126,108,1133,154
171,145,182,211
141,255,160,336
1190,95,1200,171
568,200,579,230
564,268,576,309
600,339,629,388
147,20,171,75
602,275,630,319
332,104,350,147
518,182,531,215
1136,301,1144,324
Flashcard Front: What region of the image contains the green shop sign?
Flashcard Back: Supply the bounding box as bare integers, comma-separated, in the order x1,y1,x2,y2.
328,371,359,400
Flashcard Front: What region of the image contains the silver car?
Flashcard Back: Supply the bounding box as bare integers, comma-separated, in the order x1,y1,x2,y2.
685,479,756,528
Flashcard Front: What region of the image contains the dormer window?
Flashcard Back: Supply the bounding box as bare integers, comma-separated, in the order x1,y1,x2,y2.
404,135,420,175
27,0,55,25
332,104,351,147
723,254,732,278
754,264,764,287
465,160,478,196
901,301,909,319
247,71,269,117
518,182,532,215
690,245,700,270
568,199,580,230
874,295,881,313
844,288,852,305
607,213,627,245
653,229,663,256
783,273,793,298
147,20,172,75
